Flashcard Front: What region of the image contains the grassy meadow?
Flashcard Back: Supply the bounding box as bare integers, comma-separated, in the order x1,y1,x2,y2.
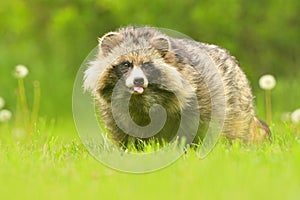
0,69,299,200
1,0,300,200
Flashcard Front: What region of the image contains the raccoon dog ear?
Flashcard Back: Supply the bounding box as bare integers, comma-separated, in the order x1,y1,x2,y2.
150,37,171,57
98,32,123,56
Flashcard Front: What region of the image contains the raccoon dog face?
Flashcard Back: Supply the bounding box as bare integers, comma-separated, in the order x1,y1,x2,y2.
84,27,195,111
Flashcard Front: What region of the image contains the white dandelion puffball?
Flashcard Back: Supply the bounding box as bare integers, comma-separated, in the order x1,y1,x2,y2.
259,74,276,90
0,109,12,122
14,64,29,78
291,109,300,124
0,97,4,109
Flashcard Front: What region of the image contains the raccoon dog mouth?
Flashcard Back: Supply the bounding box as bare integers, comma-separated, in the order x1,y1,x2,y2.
132,86,144,94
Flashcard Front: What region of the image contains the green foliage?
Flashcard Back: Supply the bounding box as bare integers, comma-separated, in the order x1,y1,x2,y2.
0,0,299,117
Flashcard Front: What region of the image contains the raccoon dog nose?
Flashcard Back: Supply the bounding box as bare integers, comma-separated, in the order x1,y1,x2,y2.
133,77,144,87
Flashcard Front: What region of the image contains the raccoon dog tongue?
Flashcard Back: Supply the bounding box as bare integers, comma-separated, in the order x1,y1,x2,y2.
133,86,144,94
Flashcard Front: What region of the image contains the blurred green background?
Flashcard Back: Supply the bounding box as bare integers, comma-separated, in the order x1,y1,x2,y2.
1,0,299,119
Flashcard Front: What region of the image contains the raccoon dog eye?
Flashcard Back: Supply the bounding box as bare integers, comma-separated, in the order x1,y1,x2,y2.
112,61,133,69
141,62,161,77
112,61,133,78
142,62,152,67
121,61,133,68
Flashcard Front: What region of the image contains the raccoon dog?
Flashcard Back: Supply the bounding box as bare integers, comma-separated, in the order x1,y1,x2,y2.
84,26,271,147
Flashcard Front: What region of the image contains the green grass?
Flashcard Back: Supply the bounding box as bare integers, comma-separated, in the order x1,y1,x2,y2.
1,75,300,200
0,118,299,200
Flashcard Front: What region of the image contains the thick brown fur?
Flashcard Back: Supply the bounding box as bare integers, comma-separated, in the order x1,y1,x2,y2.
84,26,271,147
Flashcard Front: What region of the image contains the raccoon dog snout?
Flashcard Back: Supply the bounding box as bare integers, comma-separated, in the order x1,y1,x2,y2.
133,77,144,87
125,66,148,88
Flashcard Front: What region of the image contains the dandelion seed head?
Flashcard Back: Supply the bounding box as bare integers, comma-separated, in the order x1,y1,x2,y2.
291,109,300,124
259,74,276,90
0,109,12,122
0,97,5,109
14,65,29,78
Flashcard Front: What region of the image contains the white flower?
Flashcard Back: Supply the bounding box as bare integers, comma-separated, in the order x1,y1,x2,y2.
259,74,276,90
0,109,12,122
0,97,4,109
14,64,29,78
291,109,300,124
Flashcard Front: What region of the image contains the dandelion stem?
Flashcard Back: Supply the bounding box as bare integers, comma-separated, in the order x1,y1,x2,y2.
17,78,30,126
265,89,272,124
31,81,40,128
